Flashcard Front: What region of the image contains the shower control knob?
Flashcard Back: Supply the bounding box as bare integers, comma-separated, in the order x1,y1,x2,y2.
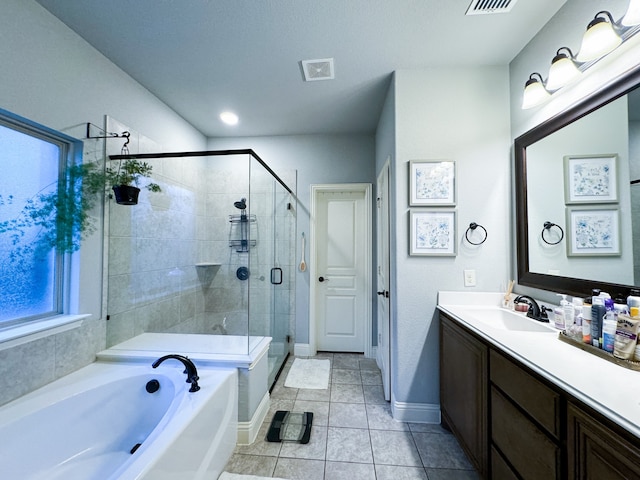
318,276,329,282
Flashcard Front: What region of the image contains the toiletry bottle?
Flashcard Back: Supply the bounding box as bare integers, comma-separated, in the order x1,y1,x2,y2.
571,297,583,339
614,296,629,317
631,306,640,318
553,305,564,330
563,295,575,332
554,294,567,330
627,289,640,311
602,310,616,353
582,301,592,344
591,290,605,349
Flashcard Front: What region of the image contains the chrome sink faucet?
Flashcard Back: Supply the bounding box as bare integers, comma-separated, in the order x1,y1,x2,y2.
514,295,550,323
152,354,200,392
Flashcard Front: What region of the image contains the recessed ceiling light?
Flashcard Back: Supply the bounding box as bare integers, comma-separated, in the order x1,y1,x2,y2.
220,111,239,125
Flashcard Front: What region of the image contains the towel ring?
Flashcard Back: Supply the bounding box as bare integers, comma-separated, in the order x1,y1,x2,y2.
465,222,487,245
542,221,564,245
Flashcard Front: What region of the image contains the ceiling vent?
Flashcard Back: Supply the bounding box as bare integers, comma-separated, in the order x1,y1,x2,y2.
301,58,335,82
465,0,518,15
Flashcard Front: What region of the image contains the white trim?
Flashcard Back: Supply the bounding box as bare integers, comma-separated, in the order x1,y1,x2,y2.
309,183,373,357
391,400,441,424
236,391,270,445
0,314,89,351
294,343,314,357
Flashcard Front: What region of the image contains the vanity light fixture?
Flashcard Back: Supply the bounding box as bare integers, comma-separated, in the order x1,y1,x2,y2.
220,111,239,126
522,73,551,110
622,0,640,26
576,11,622,62
521,1,640,110
546,47,582,91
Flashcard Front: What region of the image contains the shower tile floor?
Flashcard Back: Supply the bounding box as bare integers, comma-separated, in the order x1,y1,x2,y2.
221,353,479,479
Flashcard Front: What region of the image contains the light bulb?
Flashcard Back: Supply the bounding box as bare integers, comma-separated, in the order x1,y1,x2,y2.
522,73,550,109
576,12,622,62
546,48,581,91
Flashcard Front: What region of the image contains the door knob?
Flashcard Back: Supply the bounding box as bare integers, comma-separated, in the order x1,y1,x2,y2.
319,276,329,282
377,290,389,298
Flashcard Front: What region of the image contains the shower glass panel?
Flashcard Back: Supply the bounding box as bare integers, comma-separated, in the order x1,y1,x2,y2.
248,156,295,386
104,148,295,386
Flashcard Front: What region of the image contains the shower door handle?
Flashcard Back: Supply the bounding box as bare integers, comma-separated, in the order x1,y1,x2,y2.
270,267,283,285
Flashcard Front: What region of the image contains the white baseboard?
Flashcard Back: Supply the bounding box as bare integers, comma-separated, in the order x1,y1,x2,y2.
294,343,313,357
392,401,441,424
236,391,270,445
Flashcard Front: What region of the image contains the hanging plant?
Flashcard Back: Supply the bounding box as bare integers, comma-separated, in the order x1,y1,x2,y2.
105,158,161,205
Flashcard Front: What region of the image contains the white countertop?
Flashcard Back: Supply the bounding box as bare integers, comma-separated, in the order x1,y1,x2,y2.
438,291,640,439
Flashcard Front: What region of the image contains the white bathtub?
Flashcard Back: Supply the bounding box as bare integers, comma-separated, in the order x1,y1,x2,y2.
0,361,237,480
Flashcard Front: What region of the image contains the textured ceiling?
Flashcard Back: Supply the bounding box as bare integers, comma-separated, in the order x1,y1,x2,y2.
35,0,565,137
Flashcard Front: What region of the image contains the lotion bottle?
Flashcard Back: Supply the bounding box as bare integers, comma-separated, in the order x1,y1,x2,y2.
563,295,575,331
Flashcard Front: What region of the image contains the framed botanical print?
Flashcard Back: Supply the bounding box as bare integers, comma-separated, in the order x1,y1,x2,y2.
566,206,620,257
409,160,456,206
564,154,618,204
409,209,457,256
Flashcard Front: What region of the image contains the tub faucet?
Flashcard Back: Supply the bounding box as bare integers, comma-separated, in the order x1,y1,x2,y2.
514,295,549,322
152,354,200,392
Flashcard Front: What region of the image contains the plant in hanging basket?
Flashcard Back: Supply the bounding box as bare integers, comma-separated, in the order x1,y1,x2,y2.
105,158,161,205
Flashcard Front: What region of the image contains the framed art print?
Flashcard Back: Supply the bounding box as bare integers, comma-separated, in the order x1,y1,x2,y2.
564,154,618,204
409,160,456,206
409,209,456,256
566,206,620,257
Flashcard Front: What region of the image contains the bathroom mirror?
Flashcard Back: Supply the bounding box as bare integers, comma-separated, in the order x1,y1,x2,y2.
515,64,640,298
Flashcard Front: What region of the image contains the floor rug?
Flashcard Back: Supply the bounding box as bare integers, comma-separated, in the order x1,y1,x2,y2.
219,473,287,480
283,358,330,389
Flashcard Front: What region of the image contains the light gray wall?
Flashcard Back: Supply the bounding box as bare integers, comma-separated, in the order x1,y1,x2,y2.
381,67,511,413
0,0,206,406
207,135,376,345
509,0,640,302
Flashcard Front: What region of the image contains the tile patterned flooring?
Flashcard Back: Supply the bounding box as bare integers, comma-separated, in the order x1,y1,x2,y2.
222,353,479,480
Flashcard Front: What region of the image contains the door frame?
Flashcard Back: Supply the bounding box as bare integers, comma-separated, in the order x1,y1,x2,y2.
376,157,391,400
309,183,373,358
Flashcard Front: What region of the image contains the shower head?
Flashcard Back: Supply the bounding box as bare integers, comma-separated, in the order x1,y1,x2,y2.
234,198,247,210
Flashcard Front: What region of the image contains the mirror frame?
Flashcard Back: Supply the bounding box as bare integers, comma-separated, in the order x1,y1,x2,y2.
515,64,640,298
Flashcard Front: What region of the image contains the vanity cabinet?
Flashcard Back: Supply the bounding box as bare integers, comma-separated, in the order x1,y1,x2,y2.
439,312,640,480
567,401,640,479
490,350,562,479
440,314,488,477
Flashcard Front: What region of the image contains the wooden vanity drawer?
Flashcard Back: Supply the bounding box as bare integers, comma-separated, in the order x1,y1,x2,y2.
491,387,561,479
490,349,561,438
491,445,518,480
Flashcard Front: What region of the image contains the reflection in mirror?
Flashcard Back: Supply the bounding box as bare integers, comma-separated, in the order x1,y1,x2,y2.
515,65,640,298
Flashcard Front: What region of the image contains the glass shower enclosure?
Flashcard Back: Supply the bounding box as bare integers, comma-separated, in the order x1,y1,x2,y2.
103,148,296,388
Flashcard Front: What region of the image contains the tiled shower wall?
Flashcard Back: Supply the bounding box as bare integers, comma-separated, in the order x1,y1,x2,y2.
105,117,296,351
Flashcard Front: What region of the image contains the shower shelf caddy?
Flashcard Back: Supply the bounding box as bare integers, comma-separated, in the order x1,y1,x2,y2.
229,213,257,252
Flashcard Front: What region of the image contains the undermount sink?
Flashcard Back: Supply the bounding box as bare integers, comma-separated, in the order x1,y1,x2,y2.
449,307,557,333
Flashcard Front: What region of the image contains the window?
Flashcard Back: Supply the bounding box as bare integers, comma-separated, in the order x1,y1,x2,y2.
0,109,83,329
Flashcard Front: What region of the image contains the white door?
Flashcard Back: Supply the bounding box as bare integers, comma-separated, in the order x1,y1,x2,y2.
314,188,369,352
376,159,391,400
